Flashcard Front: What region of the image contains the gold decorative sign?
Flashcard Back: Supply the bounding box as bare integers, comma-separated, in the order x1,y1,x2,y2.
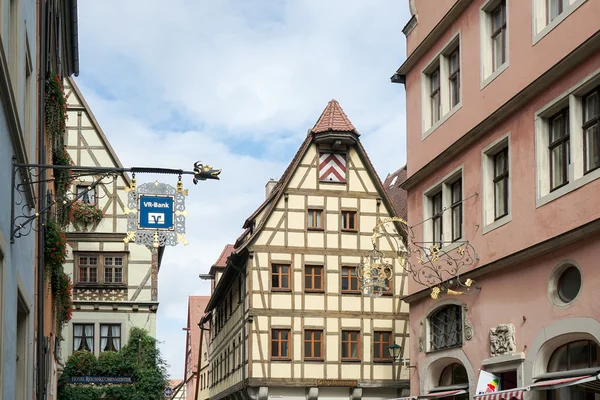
316,380,358,387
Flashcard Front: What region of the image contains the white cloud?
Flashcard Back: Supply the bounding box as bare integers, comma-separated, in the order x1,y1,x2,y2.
75,0,409,378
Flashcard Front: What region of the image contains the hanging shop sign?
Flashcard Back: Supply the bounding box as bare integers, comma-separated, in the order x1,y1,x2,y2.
124,180,189,247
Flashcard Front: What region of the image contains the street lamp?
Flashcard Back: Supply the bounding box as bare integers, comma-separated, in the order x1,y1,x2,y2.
388,343,403,361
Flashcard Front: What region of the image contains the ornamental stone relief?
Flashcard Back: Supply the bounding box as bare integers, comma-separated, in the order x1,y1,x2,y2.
489,323,516,357
74,287,128,302
463,305,474,341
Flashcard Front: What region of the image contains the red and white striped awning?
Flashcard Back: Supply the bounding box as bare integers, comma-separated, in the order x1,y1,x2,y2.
528,375,599,391
418,390,468,399
473,388,529,400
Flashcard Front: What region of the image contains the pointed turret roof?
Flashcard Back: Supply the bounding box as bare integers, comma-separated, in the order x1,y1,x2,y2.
311,99,358,135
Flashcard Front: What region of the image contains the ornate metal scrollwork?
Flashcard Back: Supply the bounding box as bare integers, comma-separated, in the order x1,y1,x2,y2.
357,217,481,300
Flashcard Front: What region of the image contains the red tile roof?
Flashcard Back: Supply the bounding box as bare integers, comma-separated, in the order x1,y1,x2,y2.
185,296,210,375
383,165,408,221
213,244,234,267
311,99,358,134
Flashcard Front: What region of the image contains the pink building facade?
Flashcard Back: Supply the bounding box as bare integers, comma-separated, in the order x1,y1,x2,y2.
393,1,600,400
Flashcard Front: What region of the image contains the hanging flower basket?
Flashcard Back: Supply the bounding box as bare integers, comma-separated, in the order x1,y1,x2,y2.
52,149,74,228
44,72,68,140
71,201,103,226
55,271,74,330
44,219,68,289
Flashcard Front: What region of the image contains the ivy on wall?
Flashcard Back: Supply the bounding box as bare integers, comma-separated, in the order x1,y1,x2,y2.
58,327,169,400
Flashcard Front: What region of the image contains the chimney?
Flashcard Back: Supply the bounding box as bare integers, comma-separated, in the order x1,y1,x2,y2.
265,179,278,198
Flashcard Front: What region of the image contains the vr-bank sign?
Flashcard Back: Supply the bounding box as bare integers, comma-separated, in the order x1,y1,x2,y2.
138,195,175,230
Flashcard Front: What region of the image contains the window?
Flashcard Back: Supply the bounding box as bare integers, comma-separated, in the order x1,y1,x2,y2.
498,370,518,390
76,185,96,204
535,75,600,206
549,108,570,191
271,329,291,360
548,340,599,372
341,211,357,231
305,265,323,292
304,330,323,360
430,68,441,124
100,324,121,352
78,255,98,283
583,88,600,174
103,256,123,283
341,331,361,361
491,1,506,72
421,34,461,134
424,169,464,249
431,192,443,247
450,180,462,241
73,324,94,352
429,305,463,351
449,49,460,108
547,0,565,23
76,254,126,285
271,264,290,291
493,148,509,220
341,267,359,293
557,265,582,303
373,332,392,361
307,209,323,230
438,363,469,400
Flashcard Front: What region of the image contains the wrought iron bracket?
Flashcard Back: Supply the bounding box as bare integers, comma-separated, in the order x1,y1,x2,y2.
11,160,221,242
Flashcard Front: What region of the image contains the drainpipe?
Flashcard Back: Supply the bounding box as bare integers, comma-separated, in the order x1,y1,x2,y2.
36,0,47,398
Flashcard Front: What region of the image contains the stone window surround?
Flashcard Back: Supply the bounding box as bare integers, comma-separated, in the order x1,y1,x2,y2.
65,319,127,358
531,0,587,45
547,259,583,309
481,352,526,389
480,0,510,89
525,317,600,391
422,165,464,255
534,67,600,208
418,348,476,396
422,298,472,354
420,31,463,139
481,133,512,234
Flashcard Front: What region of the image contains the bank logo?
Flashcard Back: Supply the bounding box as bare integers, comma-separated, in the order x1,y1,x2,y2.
148,212,165,224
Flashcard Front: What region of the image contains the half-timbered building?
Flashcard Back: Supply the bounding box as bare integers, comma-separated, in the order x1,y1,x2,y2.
202,100,411,400
59,77,162,360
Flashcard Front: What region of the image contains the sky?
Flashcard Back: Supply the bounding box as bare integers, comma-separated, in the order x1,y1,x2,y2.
75,0,410,378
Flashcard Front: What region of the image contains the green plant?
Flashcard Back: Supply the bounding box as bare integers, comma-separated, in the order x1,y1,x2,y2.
55,271,74,331
52,148,74,227
58,328,169,400
44,219,68,288
45,72,68,139
71,201,103,225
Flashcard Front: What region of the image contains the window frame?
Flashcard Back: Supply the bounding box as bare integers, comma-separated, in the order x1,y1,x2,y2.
271,328,291,361
75,252,127,286
341,210,357,232
373,331,393,362
430,67,441,125
548,107,571,192
546,0,565,24
493,147,509,220
99,323,121,353
428,304,464,352
450,179,463,242
341,266,359,294
582,87,600,174
304,329,324,361
431,191,443,248
490,0,507,72
76,184,97,205
270,263,291,292
547,340,599,372
341,330,361,362
307,208,324,230
73,323,95,352
449,48,461,109
304,265,324,293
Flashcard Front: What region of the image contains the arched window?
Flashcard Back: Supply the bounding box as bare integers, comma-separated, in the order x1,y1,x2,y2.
439,363,469,386
429,305,463,351
547,340,599,372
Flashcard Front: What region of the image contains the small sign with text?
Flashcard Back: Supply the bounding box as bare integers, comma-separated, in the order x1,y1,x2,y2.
138,195,175,230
